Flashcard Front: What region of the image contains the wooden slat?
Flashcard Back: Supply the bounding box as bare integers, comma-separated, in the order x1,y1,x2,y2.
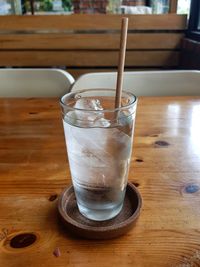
0,14,187,31
0,51,180,67
169,0,178,13
0,33,184,50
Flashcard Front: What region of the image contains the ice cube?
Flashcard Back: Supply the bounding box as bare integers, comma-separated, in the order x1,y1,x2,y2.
93,117,110,127
66,126,131,163
74,98,103,111
65,98,110,127
64,121,132,187
63,98,132,188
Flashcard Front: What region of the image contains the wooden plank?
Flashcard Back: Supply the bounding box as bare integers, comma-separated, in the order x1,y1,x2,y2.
0,51,180,67
0,14,187,30
0,33,184,50
169,0,178,13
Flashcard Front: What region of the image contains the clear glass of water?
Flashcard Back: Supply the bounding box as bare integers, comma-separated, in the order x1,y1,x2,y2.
60,89,137,221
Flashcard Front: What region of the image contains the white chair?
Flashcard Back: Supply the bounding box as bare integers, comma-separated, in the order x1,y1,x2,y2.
71,70,200,96
0,69,75,97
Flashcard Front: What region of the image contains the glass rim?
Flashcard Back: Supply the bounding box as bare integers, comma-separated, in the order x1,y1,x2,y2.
60,89,137,113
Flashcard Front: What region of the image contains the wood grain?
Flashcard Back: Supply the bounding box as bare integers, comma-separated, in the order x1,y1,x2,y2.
0,33,184,50
1,96,200,266
0,14,187,30
0,14,186,69
0,51,180,67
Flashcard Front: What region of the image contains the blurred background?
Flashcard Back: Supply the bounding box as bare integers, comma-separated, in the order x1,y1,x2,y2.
0,0,191,15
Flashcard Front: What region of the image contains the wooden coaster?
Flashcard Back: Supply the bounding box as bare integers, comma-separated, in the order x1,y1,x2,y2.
58,182,142,239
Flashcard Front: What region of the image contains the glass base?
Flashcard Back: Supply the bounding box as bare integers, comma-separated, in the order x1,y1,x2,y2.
77,202,123,221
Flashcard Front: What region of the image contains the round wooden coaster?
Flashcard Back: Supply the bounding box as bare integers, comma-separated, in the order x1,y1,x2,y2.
58,182,142,239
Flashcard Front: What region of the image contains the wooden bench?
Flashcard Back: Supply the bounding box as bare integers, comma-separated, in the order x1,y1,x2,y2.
0,14,187,78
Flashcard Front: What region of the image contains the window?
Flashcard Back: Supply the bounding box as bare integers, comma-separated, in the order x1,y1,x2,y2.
187,0,200,41
198,5,200,30
0,0,21,14
177,0,191,15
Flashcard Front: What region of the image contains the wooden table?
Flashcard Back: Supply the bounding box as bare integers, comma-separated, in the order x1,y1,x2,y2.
0,96,200,267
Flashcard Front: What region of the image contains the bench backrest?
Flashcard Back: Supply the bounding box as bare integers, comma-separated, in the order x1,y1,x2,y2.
0,14,187,78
